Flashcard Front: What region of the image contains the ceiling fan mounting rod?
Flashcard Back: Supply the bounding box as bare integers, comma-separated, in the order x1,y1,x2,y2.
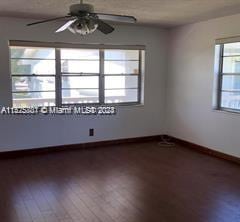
80,0,83,4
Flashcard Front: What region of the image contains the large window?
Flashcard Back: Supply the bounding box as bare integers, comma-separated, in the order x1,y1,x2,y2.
215,41,240,112
10,42,145,108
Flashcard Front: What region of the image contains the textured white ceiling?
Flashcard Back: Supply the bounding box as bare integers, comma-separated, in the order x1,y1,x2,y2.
1,0,240,27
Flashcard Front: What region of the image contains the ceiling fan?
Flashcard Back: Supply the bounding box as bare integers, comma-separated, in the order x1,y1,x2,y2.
27,0,137,35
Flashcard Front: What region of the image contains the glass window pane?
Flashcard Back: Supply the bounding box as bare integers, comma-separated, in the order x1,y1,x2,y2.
105,76,138,89
61,60,99,73
221,91,240,110
11,59,55,75
105,89,138,103
105,50,139,60
104,61,139,74
223,57,240,73
13,92,55,107
10,47,55,59
61,49,99,60
62,76,99,89
12,77,55,92
222,75,240,91
62,89,99,104
224,43,240,56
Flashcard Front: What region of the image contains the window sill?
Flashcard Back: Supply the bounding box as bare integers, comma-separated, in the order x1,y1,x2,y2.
212,108,240,116
116,103,144,108
12,103,145,109
63,102,144,107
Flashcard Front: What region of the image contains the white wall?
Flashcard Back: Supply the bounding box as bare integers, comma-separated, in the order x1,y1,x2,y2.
0,17,168,151
167,13,240,158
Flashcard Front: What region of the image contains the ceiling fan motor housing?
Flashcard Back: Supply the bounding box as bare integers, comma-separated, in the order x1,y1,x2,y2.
70,4,94,15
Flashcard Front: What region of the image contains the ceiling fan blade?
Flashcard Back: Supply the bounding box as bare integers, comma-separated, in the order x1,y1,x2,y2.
95,19,114,34
55,19,77,33
27,16,72,26
94,13,137,23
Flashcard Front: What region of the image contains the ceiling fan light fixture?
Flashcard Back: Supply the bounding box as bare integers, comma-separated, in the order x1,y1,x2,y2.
68,19,98,35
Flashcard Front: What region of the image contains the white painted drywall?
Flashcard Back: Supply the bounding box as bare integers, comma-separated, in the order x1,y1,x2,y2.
0,17,168,151
167,13,240,158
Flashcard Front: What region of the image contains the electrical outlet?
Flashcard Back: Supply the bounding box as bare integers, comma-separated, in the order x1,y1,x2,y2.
89,129,94,136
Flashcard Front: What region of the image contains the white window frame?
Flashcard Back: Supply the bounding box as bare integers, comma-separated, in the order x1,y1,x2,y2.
9,40,145,107
214,36,240,113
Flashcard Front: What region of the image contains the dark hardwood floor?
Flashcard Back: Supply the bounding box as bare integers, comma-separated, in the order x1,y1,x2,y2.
1,141,240,222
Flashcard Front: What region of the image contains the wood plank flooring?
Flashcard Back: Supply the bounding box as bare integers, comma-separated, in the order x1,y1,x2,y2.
0,141,240,222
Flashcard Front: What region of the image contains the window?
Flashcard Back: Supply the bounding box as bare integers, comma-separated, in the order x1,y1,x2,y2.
10,42,145,108
104,50,140,103
215,41,240,112
60,49,100,105
11,47,56,107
